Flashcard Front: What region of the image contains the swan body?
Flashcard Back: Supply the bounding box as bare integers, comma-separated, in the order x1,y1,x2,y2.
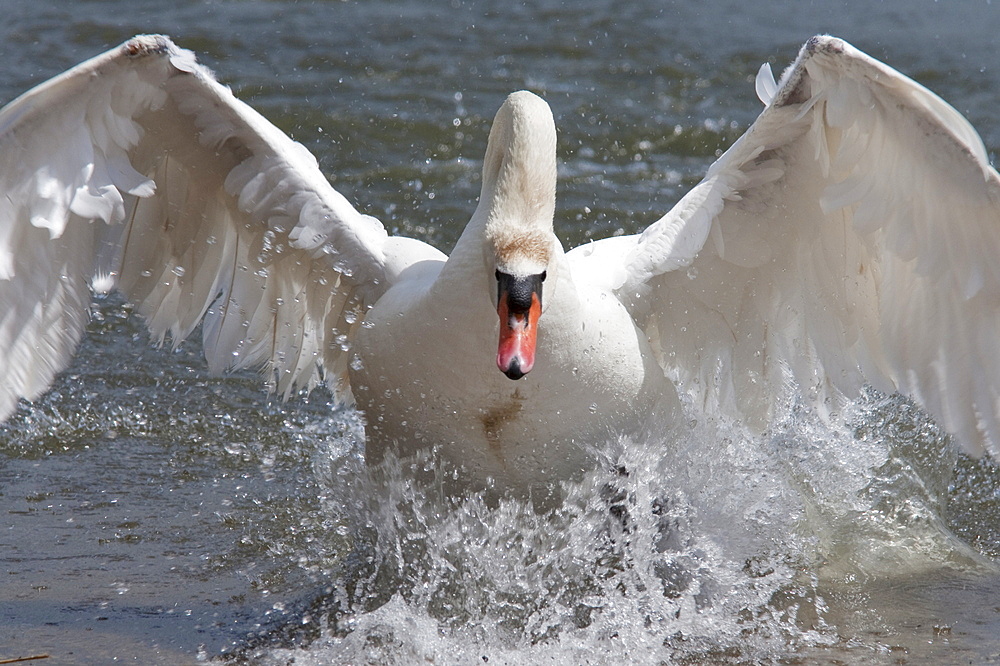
3,35,1000,492
354,93,673,488
356,230,671,488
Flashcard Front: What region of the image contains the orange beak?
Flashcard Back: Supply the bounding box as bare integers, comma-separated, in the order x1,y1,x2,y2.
496,271,545,380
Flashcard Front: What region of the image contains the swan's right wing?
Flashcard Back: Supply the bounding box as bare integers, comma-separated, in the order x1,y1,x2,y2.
0,35,428,421
617,36,1000,458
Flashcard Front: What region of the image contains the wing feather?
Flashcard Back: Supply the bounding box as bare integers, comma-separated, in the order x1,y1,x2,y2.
624,36,1000,457
0,35,425,420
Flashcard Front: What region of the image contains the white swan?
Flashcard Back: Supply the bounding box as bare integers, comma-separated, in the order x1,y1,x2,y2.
2,35,1000,492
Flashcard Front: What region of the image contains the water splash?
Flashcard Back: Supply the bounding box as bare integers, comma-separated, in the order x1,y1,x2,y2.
7,311,993,664
231,384,1000,665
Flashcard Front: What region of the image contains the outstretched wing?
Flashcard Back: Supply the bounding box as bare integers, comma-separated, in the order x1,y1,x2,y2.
620,35,1000,457
0,35,423,421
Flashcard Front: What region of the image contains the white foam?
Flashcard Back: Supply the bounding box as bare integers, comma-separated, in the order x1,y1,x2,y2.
244,389,993,664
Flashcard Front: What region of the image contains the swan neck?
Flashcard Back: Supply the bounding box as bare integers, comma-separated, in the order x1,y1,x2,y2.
479,91,558,273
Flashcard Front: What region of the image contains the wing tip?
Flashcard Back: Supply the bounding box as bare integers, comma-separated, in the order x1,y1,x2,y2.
122,34,175,58
121,34,201,75
804,34,845,56
768,35,857,109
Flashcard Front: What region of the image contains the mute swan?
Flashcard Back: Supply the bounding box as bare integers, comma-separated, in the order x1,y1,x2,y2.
2,35,999,492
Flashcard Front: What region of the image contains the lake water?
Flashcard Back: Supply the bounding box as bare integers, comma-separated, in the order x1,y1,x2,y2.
2,1,1000,664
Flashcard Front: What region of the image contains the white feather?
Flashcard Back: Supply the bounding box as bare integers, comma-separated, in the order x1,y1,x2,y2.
0,35,411,420
612,36,1000,457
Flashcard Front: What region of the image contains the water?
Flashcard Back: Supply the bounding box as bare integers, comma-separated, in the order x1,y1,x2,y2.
1,1,1000,663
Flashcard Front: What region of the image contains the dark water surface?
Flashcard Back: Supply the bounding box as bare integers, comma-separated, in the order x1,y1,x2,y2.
2,1,1000,664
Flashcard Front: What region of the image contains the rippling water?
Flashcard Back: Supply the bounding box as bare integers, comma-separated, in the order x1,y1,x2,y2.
2,1,1000,664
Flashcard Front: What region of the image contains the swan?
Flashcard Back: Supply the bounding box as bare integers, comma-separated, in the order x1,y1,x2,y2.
2,34,1000,493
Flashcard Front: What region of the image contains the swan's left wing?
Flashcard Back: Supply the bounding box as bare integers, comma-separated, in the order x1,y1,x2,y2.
0,36,410,422
618,36,1000,458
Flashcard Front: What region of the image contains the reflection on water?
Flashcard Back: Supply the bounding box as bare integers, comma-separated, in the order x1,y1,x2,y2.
1,1,1000,664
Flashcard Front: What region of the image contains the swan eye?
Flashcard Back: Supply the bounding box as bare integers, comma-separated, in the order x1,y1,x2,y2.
540,271,547,282
495,269,501,281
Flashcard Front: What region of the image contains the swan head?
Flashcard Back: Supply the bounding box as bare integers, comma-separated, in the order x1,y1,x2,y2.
480,91,558,380
495,268,546,379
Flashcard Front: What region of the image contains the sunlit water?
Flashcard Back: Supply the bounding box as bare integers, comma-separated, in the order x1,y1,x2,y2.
2,1,1000,664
